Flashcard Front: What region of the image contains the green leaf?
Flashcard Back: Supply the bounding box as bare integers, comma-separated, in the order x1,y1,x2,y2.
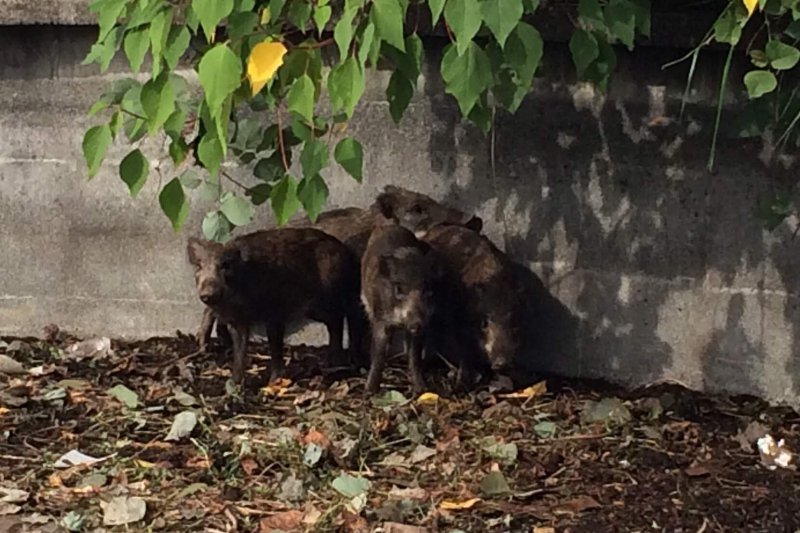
328,57,365,118
254,153,286,181
198,133,224,177
159,177,190,231
533,420,557,438
384,33,424,80
479,0,523,48
300,139,329,179
109,110,123,138
198,44,243,120
246,183,272,206
141,73,175,134
372,0,407,52
107,384,139,409
479,471,510,497
288,1,312,29
83,125,112,179
713,8,742,45
387,71,414,123
298,174,329,221
123,26,150,72
202,211,232,242
220,192,255,226
744,70,778,98
750,49,769,68
766,39,800,70
605,0,636,50
444,0,482,56
331,474,371,498
578,0,604,29
505,22,543,95
270,174,302,225
480,437,518,464
467,96,491,133
228,11,259,39
121,86,147,142
192,0,234,42
314,4,332,36
358,21,376,67
119,149,149,197
569,29,599,78
523,0,539,13
334,8,355,60
164,26,191,70
429,0,445,26
92,0,127,42
440,42,493,117
334,137,363,181
179,169,202,189
288,74,315,125
631,0,651,37
149,6,174,74
83,27,121,72
583,35,617,89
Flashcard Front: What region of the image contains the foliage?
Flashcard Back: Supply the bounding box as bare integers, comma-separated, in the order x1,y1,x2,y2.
82,0,652,240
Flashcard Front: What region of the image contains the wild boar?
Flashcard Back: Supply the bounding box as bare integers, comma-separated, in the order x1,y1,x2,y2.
423,224,522,383
194,186,482,355
361,222,441,394
374,185,483,237
187,228,363,384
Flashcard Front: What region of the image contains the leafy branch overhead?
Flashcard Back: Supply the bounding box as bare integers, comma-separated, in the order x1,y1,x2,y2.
82,0,633,240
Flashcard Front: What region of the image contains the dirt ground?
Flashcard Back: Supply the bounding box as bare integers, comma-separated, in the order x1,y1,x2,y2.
1,332,799,533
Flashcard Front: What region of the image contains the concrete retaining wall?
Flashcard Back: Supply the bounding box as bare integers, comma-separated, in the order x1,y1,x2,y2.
1,14,799,405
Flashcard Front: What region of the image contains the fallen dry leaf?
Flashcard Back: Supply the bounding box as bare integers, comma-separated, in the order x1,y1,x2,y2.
388,486,428,501
241,457,260,476
557,495,602,514
259,510,303,532
303,428,332,450
684,464,711,477
341,509,369,533
261,378,293,397
439,498,480,510
416,392,440,404
533,528,555,533
384,523,428,533
498,381,547,399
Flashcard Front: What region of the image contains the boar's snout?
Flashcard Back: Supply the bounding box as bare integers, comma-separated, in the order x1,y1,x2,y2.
482,317,518,370
197,279,225,305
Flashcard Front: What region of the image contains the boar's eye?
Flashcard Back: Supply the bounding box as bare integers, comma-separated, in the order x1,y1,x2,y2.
410,204,423,215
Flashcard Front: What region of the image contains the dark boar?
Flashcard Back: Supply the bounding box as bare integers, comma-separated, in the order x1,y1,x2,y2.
374,185,483,237
195,186,481,353
423,224,522,381
361,223,441,394
187,228,362,384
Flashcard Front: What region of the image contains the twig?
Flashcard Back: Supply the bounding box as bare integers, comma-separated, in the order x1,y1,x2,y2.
221,170,249,190
276,110,291,172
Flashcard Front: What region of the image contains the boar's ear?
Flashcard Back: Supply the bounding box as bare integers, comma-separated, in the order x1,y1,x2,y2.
375,191,397,219
187,237,211,267
464,215,483,233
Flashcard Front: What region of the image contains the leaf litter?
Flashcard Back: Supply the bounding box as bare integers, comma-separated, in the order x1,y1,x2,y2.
1,334,800,531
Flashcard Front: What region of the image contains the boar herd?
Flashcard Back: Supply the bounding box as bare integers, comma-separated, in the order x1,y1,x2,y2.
187,185,525,395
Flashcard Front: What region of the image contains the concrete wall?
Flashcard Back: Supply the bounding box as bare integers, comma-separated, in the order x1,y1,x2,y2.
2,18,800,406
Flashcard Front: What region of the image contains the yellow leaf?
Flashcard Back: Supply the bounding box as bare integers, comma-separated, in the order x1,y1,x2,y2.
499,380,547,399
247,40,287,96
261,377,293,397
416,392,440,404
135,459,155,469
439,498,481,510
260,7,271,25
742,0,757,16
0,407,9,417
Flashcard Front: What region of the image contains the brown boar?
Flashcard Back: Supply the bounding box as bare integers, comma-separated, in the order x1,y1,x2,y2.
373,185,483,237
423,224,522,382
361,222,441,394
187,228,363,384
194,186,481,354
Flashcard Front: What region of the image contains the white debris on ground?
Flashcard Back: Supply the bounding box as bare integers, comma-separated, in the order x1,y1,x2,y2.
757,435,794,470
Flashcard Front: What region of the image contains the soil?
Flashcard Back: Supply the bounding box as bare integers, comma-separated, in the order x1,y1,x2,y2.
1,332,799,533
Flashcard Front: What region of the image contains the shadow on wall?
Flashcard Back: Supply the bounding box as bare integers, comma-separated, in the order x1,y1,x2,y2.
421,41,800,399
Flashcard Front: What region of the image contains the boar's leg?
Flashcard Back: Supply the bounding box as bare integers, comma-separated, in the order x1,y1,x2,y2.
266,321,286,382
408,331,427,395
365,325,390,394
321,312,346,367
230,324,250,384
197,307,216,352
346,306,370,369
216,318,233,349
